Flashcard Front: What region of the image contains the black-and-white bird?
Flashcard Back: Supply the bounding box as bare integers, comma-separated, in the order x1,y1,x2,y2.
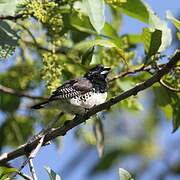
31,64,111,114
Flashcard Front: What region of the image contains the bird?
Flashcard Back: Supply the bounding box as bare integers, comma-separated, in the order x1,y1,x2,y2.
31,64,111,114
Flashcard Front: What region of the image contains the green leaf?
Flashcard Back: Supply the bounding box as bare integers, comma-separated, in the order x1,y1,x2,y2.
82,0,105,34
44,166,61,180
0,21,19,60
0,166,18,180
161,104,173,120
115,0,149,23
91,149,121,173
74,39,117,52
0,115,34,149
177,32,180,40
147,5,172,52
0,94,20,112
126,34,142,44
0,0,17,16
171,93,180,133
153,86,180,133
119,168,133,180
166,10,180,31
81,46,94,65
172,105,180,133
153,86,171,107
110,6,122,30
142,28,162,62
103,23,123,48
93,117,104,157
69,13,95,35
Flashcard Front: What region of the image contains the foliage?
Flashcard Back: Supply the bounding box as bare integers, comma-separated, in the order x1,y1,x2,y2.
0,0,179,179
0,166,18,180
119,168,134,180
44,166,61,180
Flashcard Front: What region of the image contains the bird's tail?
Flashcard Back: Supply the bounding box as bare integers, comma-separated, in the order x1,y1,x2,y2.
31,101,49,109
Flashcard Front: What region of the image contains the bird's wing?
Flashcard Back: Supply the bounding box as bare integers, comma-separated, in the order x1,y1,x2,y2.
49,78,93,100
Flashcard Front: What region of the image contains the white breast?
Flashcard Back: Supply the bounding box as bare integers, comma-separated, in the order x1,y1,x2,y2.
47,92,107,114
70,92,107,109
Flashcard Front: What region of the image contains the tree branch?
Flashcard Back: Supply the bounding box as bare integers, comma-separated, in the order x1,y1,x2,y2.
108,64,165,82
0,14,24,21
0,84,47,100
159,79,180,92
0,50,179,164
28,159,38,180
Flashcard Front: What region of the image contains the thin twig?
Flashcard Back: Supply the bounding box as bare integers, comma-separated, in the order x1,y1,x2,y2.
16,22,39,48
40,112,64,136
6,158,30,180
159,79,180,92
30,112,64,142
8,135,45,179
29,135,45,158
0,84,47,100
108,64,165,82
0,14,24,20
0,50,179,164
18,171,33,180
28,159,38,180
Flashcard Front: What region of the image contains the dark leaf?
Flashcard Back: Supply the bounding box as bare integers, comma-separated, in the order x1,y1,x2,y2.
81,46,94,65
0,21,19,60
142,28,162,64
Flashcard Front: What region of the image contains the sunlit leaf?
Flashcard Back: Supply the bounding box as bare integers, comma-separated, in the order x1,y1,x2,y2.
103,23,123,48
109,7,122,30
177,32,180,40
74,39,117,52
166,10,180,31
126,34,142,44
82,0,105,34
147,5,172,52
115,0,149,23
0,166,18,180
119,168,133,180
161,104,173,120
44,166,61,180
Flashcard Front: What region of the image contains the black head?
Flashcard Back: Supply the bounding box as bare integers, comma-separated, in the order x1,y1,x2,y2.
84,64,111,81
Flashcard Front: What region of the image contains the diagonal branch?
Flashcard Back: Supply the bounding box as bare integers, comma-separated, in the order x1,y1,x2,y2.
0,84,47,100
0,50,179,164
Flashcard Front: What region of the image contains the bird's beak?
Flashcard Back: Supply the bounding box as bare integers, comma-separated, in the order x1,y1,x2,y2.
101,67,111,74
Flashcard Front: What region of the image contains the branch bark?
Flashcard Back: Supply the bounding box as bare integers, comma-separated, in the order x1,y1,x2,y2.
0,14,24,21
0,50,179,164
0,84,47,100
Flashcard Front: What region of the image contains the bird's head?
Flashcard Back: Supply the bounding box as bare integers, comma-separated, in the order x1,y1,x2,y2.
84,64,111,81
